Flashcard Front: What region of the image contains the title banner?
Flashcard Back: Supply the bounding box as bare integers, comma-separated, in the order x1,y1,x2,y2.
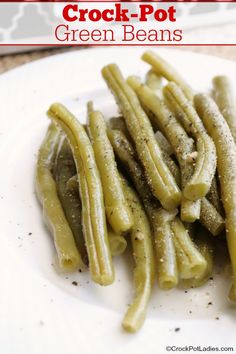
0,2,235,45
57,2,182,44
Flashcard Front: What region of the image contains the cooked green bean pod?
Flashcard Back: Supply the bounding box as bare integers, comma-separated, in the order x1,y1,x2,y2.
180,226,214,288
108,128,178,289
171,218,207,280
160,150,181,187
180,199,201,224
102,64,181,210
213,75,236,143
109,117,180,185
107,226,127,256
48,103,114,286
154,209,178,290
87,102,133,235
127,76,200,222
108,116,128,135
107,128,153,209
121,175,155,333
200,198,224,237
54,137,88,265
155,131,182,185
163,82,217,201
142,51,194,101
36,123,83,271
206,175,223,215
145,69,163,93
194,93,236,300
108,117,135,147
155,130,174,156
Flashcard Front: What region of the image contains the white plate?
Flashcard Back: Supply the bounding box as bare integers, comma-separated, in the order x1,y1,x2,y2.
0,48,235,354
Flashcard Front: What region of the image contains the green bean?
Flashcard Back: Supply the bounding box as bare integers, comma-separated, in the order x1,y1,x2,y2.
110,109,172,157
108,116,128,134
108,128,178,289
194,93,236,300
213,76,236,143
155,130,174,156
108,117,135,147
108,116,179,184
102,64,181,210
54,137,88,265
48,103,114,286
110,114,180,185
160,151,181,187
206,175,223,215
154,209,178,290
107,226,127,256
121,175,155,333
180,199,201,224
35,124,84,271
163,82,217,201
142,51,194,101
87,102,133,235
107,128,160,214
180,226,214,288
145,69,163,93
155,132,181,185
171,218,207,280
128,76,200,222
200,198,224,237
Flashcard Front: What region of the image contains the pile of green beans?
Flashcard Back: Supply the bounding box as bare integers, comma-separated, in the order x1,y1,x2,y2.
102,64,181,211
36,51,236,333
